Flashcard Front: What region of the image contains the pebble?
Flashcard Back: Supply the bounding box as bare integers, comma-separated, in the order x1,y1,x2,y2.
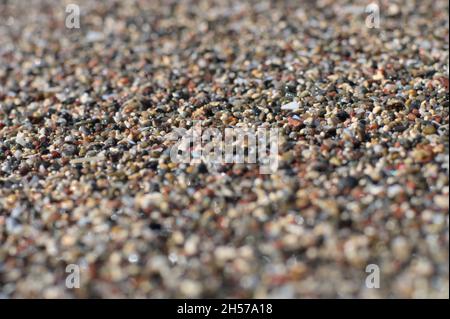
423,125,437,135
281,101,300,111
0,0,448,299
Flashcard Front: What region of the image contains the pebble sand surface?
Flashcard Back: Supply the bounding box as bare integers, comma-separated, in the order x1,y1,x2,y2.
0,0,448,298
